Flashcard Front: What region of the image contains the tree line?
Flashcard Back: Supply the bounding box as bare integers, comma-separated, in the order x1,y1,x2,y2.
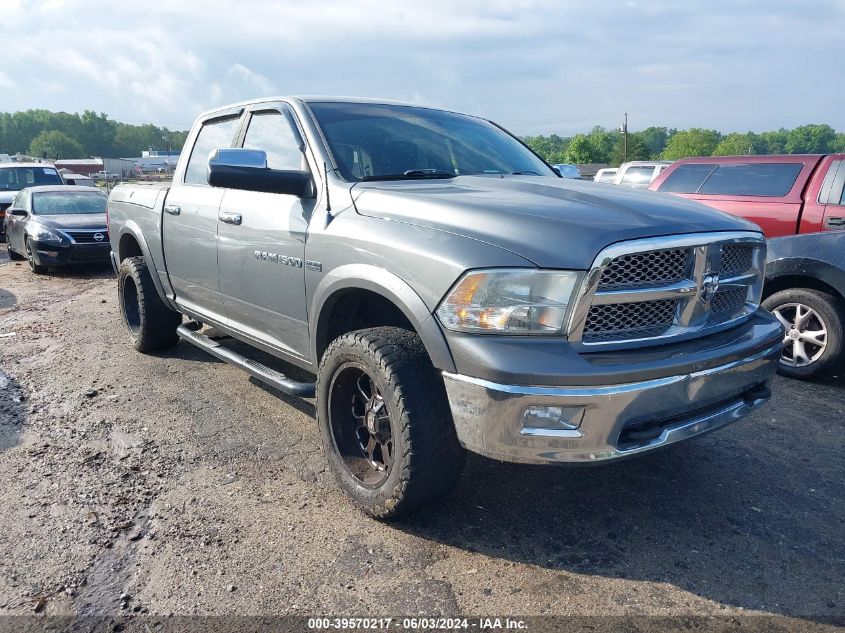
523,124,845,166
2,109,843,167
0,110,189,160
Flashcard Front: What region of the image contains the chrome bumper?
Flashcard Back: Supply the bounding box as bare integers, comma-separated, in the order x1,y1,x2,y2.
442,341,780,464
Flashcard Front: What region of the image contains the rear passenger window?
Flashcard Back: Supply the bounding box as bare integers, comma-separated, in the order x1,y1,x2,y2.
697,163,803,197
242,111,304,171
184,116,240,185
658,164,716,193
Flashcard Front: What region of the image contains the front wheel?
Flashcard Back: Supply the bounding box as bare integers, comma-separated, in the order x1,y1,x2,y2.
118,256,182,353
25,238,47,274
317,327,465,519
762,288,844,379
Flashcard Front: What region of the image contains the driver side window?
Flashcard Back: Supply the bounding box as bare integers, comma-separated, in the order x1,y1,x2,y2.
242,111,305,171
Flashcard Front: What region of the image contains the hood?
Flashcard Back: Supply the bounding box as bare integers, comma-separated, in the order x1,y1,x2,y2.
0,191,16,205
31,213,107,230
350,176,758,269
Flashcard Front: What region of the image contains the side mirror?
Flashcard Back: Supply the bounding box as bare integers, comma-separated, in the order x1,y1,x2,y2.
207,148,314,198
10,208,27,217
552,167,562,177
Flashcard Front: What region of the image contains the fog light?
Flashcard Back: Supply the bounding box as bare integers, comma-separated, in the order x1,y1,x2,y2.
521,405,584,433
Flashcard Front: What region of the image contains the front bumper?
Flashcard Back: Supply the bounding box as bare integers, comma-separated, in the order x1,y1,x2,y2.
443,321,781,464
30,239,111,267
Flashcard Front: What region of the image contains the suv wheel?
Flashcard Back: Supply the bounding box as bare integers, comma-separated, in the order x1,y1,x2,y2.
763,288,844,379
25,238,47,274
118,256,182,353
317,327,465,519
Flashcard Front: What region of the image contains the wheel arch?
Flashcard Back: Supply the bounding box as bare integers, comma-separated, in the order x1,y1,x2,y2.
310,264,456,373
764,258,845,304
116,222,175,311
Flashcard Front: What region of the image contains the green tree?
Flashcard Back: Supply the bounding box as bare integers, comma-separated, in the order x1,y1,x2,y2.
713,132,765,156
785,124,837,154
757,129,789,154
28,130,84,159
563,134,596,164
832,133,845,153
610,134,650,165
661,128,722,160
585,126,618,164
637,127,674,159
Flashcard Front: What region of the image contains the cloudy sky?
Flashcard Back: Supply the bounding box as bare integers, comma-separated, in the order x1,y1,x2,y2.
3,0,844,135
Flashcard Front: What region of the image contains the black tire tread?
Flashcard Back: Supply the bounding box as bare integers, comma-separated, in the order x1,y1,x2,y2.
6,240,24,261
118,256,181,353
318,326,465,519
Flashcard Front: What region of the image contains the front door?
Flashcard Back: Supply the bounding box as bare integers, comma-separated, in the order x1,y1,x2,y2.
162,113,241,323
216,106,315,360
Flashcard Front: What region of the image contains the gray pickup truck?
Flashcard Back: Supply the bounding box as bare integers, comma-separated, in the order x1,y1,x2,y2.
107,97,783,518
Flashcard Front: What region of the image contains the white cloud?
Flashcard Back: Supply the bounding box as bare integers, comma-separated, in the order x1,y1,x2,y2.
1,0,843,134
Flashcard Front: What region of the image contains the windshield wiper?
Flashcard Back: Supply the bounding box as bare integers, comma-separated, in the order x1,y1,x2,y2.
510,170,542,176
361,169,457,182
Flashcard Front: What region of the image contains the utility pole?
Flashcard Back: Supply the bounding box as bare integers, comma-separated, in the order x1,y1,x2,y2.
622,112,629,163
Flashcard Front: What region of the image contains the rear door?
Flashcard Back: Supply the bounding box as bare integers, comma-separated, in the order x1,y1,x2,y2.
162,112,242,323
818,159,845,231
216,103,315,360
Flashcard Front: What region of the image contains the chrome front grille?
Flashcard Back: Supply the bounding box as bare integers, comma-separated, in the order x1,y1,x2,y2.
720,244,754,277
570,232,766,348
598,248,690,289
62,229,109,243
583,299,678,342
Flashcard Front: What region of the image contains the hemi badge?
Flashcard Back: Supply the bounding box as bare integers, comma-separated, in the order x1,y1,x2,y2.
306,260,322,272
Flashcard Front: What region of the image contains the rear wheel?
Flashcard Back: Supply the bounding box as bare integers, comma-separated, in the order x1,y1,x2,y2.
317,327,465,519
25,238,47,274
118,256,182,353
763,288,844,379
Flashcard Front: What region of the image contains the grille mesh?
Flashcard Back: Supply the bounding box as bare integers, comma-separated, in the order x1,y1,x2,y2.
65,230,108,243
583,299,678,342
709,286,748,316
720,244,754,277
598,248,690,289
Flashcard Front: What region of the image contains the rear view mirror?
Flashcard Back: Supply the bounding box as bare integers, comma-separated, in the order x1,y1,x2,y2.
207,148,314,198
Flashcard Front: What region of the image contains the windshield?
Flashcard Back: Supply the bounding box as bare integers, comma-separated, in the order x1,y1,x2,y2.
32,191,107,215
308,102,554,181
0,167,63,191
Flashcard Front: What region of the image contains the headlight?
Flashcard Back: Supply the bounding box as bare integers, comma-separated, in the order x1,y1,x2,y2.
28,223,63,244
436,269,582,335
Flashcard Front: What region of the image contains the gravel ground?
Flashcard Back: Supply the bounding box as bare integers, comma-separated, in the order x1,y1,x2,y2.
0,250,842,628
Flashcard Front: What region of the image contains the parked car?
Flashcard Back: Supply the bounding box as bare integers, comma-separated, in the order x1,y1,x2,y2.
4,185,110,273
763,232,845,378
0,162,64,242
93,171,120,181
648,154,845,238
613,161,671,188
552,163,582,179
593,167,618,183
63,173,97,187
107,97,781,519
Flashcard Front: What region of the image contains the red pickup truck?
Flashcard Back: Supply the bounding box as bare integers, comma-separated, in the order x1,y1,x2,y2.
649,154,845,237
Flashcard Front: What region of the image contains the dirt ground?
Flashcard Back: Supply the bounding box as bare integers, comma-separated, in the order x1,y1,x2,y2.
0,251,842,629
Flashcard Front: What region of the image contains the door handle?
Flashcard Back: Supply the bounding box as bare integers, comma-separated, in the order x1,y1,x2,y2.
219,212,243,226
826,216,845,228
164,205,181,216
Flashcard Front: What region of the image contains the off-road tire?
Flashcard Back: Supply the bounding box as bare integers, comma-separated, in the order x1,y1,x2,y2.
317,327,465,519
6,239,24,261
118,256,182,353
762,287,844,379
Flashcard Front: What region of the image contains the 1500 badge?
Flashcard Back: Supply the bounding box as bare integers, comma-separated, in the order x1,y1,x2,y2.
254,251,303,268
